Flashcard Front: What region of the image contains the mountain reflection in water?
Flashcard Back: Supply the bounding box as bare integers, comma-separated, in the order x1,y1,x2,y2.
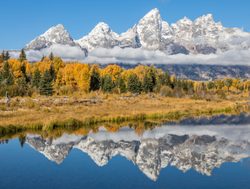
26,124,250,181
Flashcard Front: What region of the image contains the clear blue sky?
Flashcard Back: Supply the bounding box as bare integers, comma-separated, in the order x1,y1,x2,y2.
1,0,250,50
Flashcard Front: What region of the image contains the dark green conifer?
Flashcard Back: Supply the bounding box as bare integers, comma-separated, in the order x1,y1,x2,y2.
39,70,53,96
19,49,27,62
2,61,14,85
89,69,101,91
49,52,54,61
101,75,114,93
127,74,142,94
32,69,41,88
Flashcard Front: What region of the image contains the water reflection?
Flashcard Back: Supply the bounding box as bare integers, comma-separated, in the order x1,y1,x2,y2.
25,124,250,181
1,114,250,183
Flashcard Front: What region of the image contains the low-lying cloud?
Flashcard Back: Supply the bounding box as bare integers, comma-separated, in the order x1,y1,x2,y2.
85,47,250,66
10,44,86,62
9,45,250,66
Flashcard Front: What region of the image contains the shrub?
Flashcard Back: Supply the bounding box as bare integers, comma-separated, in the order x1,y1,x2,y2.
160,86,173,97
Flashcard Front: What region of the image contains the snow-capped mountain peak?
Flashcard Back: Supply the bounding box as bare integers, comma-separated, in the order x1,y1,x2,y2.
171,17,193,45
197,14,214,21
194,13,223,30
25,24,76,50
75,22,119,51
142,8,161,19
193,14,224,45
136,8,163,50
24,8,250,57
90,22,113,35
177,16,193,25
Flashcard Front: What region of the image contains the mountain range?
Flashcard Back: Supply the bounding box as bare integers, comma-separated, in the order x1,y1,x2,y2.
25,8,250,56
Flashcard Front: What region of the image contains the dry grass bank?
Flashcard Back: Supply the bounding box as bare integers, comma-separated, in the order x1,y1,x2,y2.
0,93,249,129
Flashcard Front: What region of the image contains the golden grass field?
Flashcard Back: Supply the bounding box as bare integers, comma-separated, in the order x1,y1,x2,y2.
0,92,249,129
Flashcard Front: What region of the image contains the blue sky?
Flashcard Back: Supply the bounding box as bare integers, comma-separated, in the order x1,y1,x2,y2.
1,0,250,50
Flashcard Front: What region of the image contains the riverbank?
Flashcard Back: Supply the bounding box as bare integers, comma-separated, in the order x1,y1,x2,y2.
0,93,249,132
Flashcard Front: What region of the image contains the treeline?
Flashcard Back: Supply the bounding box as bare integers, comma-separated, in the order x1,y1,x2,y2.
0,50,250,98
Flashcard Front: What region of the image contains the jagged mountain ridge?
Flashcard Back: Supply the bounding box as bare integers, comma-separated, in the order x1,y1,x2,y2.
25,8,250,55
26,124,250,181
75,22,120,52
25,24,77,50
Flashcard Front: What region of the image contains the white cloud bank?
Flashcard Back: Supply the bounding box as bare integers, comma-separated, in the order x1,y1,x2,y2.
10,45,250,66
10,44,86,62
86,47,250,66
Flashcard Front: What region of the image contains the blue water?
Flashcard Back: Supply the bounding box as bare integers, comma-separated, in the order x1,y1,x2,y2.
0,139,250,189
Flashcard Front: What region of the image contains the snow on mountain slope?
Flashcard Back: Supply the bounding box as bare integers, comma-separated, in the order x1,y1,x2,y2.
136,8,162,50
118,26,141,48
24,8,250,58
75,22,119,51
172,17,193,45
161,21,174,45
25,24,77,50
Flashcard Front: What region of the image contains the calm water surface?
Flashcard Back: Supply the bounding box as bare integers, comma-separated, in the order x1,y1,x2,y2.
0,114,250,189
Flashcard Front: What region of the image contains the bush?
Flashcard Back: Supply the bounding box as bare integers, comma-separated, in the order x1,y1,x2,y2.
217,89,227,99
57,86,77,95
173,87,185,98
159,86,173,97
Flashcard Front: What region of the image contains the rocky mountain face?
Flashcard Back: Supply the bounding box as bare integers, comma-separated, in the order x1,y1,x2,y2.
25,8,250,56
136,8,163,50
26,123,250,181
155,64,250,80
25,24,77,50
116,63,250,80
75,22,119,52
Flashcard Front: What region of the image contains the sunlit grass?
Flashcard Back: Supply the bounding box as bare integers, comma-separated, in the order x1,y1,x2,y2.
0,93,249,136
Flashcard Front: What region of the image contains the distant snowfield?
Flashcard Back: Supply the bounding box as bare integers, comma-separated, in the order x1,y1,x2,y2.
9,45,250,66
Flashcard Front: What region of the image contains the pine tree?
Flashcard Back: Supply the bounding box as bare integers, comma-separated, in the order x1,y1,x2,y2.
143,69,156,93
4,51,10,61
39,70,53,96
49,63,56,81
89,68,100,91
16,75,28,96
101,75,114,93
20,63,28,82
32,69,41,88
127,74,142,94
2,61,14,85
19,49,27,62
0,51,4,63
41,55,45,62
49,52,54,61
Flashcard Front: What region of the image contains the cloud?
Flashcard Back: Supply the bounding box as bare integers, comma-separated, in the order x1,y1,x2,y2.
85,47,250,66
10,44,86,62
9,45,250,66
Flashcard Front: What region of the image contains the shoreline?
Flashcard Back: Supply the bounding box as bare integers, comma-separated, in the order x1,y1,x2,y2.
0,94,249,136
